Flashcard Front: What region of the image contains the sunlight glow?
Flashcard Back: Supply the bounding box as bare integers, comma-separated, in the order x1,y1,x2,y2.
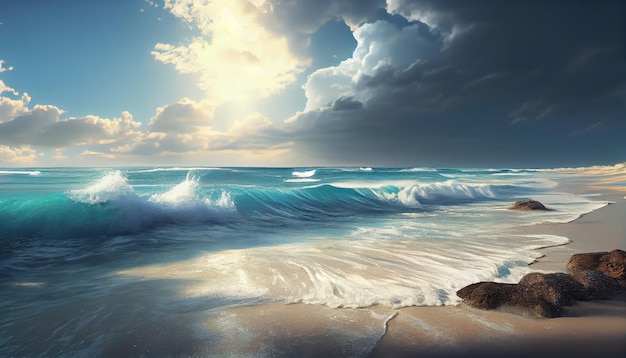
154,0,309,105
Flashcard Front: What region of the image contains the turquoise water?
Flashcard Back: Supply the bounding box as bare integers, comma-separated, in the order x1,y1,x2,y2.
0,166,615,356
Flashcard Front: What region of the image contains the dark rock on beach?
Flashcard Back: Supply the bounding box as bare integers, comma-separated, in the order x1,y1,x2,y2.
456,249,626,318
567,249,626,298
456,280,564,318
508,199,552,211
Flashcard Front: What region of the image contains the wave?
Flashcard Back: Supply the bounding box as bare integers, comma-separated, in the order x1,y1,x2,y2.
284,178,321,183
233,180,510,222
0,170,41,176
292,169,316,178
0,171,531,240
396,181,497,206
0,171,236,239
399,167,437,172
132,167,227,173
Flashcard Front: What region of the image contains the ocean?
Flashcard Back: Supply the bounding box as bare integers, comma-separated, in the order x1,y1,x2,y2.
0,165,621,356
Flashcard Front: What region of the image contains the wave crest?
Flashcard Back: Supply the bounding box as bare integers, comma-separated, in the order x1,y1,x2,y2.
69,170,135,204
397,181,496,206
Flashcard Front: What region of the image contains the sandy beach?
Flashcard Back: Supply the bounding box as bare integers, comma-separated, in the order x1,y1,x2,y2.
370,196,626,358
189,190,625,357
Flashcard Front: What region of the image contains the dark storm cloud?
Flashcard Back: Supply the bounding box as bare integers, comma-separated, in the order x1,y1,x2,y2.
332,97,363,111
290,0,625,167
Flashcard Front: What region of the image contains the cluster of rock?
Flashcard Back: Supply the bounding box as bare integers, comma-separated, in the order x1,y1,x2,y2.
457,249,626,318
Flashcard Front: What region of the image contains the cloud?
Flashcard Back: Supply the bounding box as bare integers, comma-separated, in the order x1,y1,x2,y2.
0,60,14,72
0,77,292,165
79,150,116,160
0,81,31,120
385,0,626,123
154,0,309,105
0,145,40,165
154,0,388,106
149,98,213,133
115,98,291,157
331,97,363,111
2,2,623,167
0,105,142,148
285,0,626,166
267,0,384,33
303,19,441,110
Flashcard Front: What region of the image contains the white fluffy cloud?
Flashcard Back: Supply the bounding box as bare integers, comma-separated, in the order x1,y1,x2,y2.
0,60,13,72
154,0,308,105
114,98,291,157
149,98,213,133
0,145,40,164
0,81,31,120
0,105,142,148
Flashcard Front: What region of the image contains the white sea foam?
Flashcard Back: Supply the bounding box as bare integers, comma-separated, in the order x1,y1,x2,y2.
515,193,609,223
149,173,199,204
397,181,496,205
133,167,227,173
119,228,571,308
284,178,321,183
0,170,41,176
292,169,316,178
330,180,418,189
399,167,437,172
491,172,531,176
145,174,236,211
68,170,134,204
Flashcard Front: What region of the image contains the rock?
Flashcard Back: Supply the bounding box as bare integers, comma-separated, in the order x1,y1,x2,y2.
569,269,623,300
456,282,518,310
508,199,552,211
599,249,626,282
456,273,579,318
566,251,607,272
568,249,626,284
518,272,584,306
456,250,626,318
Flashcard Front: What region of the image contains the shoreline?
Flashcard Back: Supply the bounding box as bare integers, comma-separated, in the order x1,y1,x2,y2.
525,189,625,272
369,194,625,357
195,191,625,357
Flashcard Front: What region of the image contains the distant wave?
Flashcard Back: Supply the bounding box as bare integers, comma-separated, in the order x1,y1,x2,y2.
399,167,437,172
284,178,321,183
0,170,41,176
133,167,227,173
292,169,316,178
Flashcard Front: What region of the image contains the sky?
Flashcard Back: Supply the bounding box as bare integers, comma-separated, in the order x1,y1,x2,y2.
0,0,624,168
